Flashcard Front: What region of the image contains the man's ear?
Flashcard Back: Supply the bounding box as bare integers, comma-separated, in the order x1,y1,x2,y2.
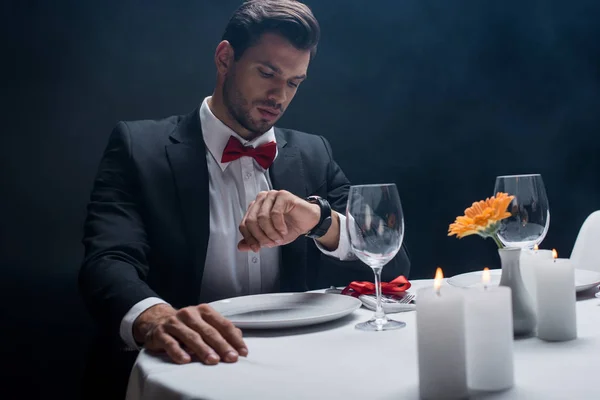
215,40,235,75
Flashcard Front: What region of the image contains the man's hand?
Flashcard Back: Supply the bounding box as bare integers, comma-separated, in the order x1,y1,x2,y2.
238,190,340,252
133,303,247,365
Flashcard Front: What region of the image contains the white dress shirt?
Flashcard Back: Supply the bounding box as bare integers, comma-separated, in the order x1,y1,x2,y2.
120,97,354,349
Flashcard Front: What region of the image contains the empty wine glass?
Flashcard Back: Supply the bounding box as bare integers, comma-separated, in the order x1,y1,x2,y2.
346,183,406,331
493,174,550,249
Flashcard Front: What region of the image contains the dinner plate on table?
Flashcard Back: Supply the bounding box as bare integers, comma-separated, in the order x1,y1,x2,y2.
209,292,362,329
447,268,600,292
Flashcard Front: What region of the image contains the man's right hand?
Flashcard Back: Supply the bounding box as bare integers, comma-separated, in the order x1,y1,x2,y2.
133,303,248,365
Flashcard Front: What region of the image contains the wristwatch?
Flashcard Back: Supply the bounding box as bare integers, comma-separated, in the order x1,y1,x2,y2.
304,196,332,239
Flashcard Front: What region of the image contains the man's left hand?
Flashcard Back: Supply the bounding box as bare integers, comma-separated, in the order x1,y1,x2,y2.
238,190,337,252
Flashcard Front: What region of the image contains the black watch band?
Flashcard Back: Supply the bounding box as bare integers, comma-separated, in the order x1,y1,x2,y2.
305,196,332,239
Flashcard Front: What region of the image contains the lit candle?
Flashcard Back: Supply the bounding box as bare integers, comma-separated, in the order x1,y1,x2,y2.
520,244,554,311
465,267,514,391
534,249,577,341
416,268,468,399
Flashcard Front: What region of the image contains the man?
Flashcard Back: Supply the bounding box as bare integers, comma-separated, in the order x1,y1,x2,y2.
79,0,410,398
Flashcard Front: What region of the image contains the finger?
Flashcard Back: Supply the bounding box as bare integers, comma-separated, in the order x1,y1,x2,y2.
179,307,239,363
146,329,191,364
257,192,284,245
239,221,259,252
237,238,252,252
245,215,272,248
200,305,248,357
240,200,260,252
270,193,289,236
165,320,220,365
190,321,239,363
244,194,272,249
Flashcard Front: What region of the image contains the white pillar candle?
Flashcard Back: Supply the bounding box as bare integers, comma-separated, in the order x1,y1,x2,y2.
534,250,577,341
465,268,514,391
417,268,468,400
520,248,554,311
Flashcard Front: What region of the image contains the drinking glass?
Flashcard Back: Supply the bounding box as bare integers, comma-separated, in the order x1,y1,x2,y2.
346,183,406,331
493,174,550,249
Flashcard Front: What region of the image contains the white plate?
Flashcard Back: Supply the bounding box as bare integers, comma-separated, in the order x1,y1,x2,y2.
209,292,362,329
447,268,600,292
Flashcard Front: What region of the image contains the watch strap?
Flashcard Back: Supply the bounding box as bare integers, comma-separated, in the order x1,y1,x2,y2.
305,196,332,239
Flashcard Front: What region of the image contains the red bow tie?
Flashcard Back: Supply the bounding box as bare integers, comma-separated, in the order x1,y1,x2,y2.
221,136,277,169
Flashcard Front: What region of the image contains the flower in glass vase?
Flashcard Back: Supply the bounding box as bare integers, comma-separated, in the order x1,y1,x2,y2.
448,192,515,248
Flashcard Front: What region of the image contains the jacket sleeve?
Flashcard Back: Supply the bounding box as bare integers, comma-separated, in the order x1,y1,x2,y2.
79,122,159,338
317,136,411,282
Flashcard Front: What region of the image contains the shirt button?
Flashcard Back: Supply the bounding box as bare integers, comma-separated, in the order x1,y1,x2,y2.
252,257,258,263
245,172,252,180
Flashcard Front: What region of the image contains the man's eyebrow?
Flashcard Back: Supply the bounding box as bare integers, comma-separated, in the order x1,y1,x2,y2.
259,61,307,80
259,61,281,74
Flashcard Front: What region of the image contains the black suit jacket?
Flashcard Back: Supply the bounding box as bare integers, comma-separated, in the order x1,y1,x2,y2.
78,107,410,397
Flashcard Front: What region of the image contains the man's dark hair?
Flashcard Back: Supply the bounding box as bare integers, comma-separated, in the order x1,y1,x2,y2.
222,0,320,60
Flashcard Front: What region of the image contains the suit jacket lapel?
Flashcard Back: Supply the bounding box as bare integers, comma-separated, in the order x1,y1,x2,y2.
269,131,307,197
270,129,310,292
165,108,210,306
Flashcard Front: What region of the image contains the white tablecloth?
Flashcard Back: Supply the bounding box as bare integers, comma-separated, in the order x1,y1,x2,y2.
126,280,600,400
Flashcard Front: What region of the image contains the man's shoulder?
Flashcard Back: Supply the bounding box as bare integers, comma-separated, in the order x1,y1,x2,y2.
117,113,185,138
110,108,200,152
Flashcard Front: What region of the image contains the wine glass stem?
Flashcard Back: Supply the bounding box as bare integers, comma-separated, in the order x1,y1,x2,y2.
373,267,385,320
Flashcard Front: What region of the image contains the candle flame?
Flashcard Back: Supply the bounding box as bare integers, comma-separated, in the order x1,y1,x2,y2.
434,267,443,293
552,249,558,259
482,267,491,286
534,244,539,251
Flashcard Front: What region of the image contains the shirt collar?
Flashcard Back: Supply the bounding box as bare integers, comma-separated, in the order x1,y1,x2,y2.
199,97,277,172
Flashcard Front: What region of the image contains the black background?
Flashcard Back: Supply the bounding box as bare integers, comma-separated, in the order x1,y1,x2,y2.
3,1,600,398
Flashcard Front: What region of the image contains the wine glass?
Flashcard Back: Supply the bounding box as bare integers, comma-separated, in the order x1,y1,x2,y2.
493,174,550,249
346,183,406,331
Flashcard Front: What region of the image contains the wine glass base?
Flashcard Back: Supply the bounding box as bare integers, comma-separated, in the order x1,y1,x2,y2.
355,317,406,331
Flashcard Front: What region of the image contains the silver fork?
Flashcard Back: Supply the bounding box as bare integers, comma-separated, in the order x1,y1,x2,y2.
397,293,415,304
379,293,415,304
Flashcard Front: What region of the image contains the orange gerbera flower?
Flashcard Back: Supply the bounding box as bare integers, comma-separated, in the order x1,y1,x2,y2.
448,192,515,241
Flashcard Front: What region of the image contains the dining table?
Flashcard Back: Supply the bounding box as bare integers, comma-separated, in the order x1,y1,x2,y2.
125,279,600,400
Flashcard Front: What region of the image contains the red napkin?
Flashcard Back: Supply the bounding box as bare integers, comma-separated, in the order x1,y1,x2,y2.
341,275,411,297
